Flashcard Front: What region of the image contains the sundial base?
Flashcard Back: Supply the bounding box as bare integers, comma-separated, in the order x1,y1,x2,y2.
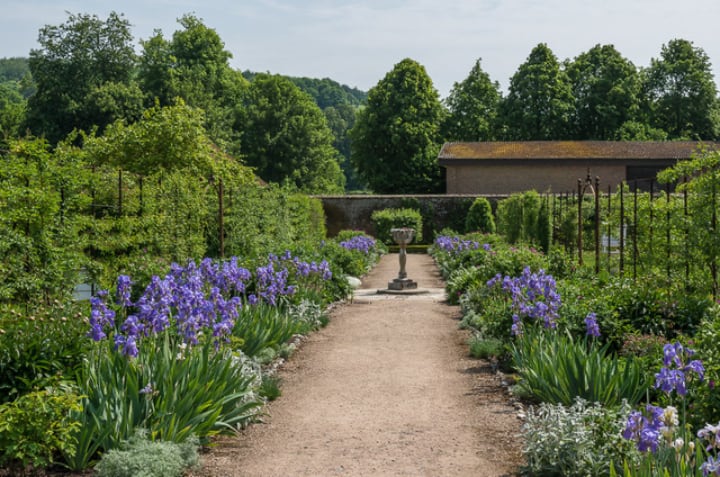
387,278,418,291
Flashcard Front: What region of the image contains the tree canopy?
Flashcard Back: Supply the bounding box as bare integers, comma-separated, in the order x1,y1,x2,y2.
443,58,501,142
643,38,719,139
239,74,345,194
350,58,445,194
499,43,575,140
25,12,140,143
565,44,641,140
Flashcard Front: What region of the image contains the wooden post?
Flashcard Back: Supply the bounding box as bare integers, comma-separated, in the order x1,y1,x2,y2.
218,178,225,259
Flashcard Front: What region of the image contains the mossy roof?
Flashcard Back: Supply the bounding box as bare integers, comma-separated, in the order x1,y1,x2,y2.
438,141,719,161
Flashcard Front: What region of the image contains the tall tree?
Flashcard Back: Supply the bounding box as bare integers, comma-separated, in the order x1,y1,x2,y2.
25,12,141,143
499,43,574,140
324,103,364,190
643,38,719,139
565,44,641,139
443,58,501,141
138,15,247,152
240,74,345,194
349,58,445,193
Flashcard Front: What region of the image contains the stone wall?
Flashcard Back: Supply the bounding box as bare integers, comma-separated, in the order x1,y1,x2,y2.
314,195,506,242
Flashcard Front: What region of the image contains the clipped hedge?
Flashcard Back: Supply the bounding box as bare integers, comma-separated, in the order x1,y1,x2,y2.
370,208,423,244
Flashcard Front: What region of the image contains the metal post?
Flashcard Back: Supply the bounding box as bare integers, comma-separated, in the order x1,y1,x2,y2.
594,176,600,274
684,176,689,284
666,182,671,280
619,182,625,274
607,185,612,265
577,179,583,266
633,181,638,280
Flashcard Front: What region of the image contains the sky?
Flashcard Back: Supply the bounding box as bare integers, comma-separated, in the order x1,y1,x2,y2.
2,0,720,99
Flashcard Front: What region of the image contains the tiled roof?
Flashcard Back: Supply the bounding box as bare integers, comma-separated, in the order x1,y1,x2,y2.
438,141,719,161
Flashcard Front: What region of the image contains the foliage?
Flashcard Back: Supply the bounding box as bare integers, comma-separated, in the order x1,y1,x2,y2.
659,149,720,296
284,75,367,109
536,197,553,253
522,398,638,477
370,208,423,244
0,386,82,471
465,197,496,234
687,308,720,427
565,44,642,140
468,335,504,360
443,58,501,141
25,12,139,143
496,190,543,245
138,14,244,150
618,342,716,477
350,58,445,193
643,38,719,140
94,430,199,477
68,338,261,470
0,136,92,304
0,82,26,137
511,325,647,407
232,304,306,357
0,57,30,83
84,100,220,175
324,231,385,277
499,43,574,140
0,302,90,404
240,73,345,193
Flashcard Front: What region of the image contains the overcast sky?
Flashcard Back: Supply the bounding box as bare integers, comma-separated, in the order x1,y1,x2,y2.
2,0,720,98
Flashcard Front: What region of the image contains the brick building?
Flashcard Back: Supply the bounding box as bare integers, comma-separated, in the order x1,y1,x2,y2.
438,141,719,194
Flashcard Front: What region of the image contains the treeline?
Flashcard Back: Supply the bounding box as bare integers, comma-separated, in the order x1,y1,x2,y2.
1,12,719,195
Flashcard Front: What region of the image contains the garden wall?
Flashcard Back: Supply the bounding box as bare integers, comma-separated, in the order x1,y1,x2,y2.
315,194,506,242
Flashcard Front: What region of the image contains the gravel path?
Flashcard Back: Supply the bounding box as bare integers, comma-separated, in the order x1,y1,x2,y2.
194,253,522,477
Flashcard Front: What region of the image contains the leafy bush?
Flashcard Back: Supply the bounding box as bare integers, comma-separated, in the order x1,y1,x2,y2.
465,197,496,234
496,190,542,244
511,326,648,407
233,304,306,357
0,386,82,471
67,338,262,470
94,430,199,477
522,398,637,477
468,335,504,360
371,207,423,244
0,302,90,404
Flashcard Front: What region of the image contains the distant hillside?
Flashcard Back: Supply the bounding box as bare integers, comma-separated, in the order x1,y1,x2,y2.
0,57,30,82
242,71,367,109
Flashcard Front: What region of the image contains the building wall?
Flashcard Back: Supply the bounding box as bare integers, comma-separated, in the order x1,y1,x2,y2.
445,162,628,194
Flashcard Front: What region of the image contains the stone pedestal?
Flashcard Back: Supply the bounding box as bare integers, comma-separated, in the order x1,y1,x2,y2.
388,277,418,290
388,227,418,291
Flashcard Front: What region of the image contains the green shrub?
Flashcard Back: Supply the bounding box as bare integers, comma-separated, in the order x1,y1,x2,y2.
233,304,306,357
371,208,423,244
496,191,542,245
94,431,199,477
66,338,262,470
0,386,82,471
522,398,638,477
511,326,648,407
0,302,91,404
468,335,505,360
465,197,496,234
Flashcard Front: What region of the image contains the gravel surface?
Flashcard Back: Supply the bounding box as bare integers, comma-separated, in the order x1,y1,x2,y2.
192,253,523,477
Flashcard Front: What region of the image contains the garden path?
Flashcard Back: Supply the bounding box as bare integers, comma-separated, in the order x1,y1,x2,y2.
193,253,522,477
